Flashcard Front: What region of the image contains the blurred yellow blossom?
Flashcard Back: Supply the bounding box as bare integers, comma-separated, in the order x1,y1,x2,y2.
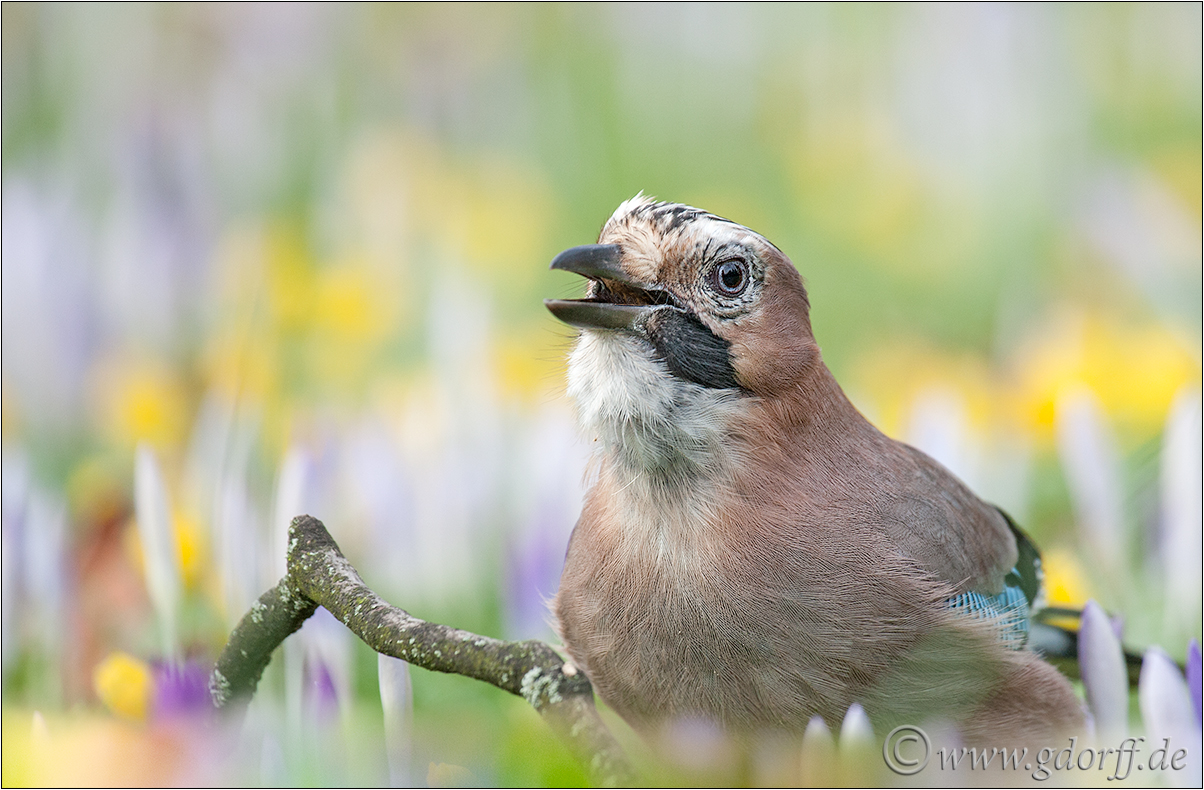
1,711,38,786
848,338,1001,441
93,653,153,723
496,330,573,399
203,226,282,404
3,708,194,786
376,131,554,286
791,112,983,278
850,307,1201,449
201,329,276,410
457,161,554,276
1040,547,1096,632
1015,306,1201,442
1042,547,1093,609
307,261,399,392
173,510,206,591
314,263,393,343
1151,147,1204,223
124,509,205,593
264,228,315,332
95,357,190,450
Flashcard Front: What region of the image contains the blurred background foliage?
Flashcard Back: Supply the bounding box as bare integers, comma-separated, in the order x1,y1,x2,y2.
2,4,1200,786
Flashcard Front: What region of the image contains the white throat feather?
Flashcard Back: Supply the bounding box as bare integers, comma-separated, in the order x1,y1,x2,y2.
567,330,742,485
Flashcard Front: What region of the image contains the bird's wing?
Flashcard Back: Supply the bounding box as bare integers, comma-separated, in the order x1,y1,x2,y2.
996,507,1151,683
995,506,1043,608
947,584,1031,649
886,443,1020,596
940,507,1039,650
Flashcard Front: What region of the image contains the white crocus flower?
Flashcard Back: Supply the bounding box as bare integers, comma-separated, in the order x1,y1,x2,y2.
134,443,181,660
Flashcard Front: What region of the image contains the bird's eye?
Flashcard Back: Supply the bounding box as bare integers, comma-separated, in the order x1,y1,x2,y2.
711,259,748,296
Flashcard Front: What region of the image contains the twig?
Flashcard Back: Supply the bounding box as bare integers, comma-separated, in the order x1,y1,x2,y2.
209,514,635,787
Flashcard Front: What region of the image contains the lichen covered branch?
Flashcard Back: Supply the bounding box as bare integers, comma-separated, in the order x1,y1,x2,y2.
209,577,317,710
210,514,634,786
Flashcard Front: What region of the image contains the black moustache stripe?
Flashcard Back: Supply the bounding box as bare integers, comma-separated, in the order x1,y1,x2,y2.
644,309,742,391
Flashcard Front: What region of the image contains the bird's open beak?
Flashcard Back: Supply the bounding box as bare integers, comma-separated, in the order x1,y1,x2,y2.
549,244,627,282
544,244,674,331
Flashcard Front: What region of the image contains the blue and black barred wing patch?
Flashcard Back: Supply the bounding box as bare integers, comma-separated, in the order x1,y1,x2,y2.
945,507,1045,649
948,581,1031,650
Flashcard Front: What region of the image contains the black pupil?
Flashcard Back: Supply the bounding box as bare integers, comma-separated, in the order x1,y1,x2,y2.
718,261,744,293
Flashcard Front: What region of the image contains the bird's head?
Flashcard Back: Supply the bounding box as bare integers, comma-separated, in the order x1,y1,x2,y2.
546,196,826,481
546,195,819,398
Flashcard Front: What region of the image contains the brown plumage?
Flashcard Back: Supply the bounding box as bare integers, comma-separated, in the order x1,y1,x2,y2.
546,196,1083,744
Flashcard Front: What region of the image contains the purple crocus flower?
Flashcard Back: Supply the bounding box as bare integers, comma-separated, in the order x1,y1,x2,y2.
839,702,873,749
1139,647,1202,787
504,518,565,641
1079,599,1128,738
800,716,835,785
502,409,585,641
153,660,213,721
1159,390,1201,635
303,657,340,723
1187,640,1202,727
1056,389,1124,571
378,654,413,787
660,716,733,774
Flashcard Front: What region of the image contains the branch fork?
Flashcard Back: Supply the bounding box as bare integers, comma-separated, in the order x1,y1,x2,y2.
210,515,633,786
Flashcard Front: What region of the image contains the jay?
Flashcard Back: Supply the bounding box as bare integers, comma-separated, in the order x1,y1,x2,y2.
545,195,1084,743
